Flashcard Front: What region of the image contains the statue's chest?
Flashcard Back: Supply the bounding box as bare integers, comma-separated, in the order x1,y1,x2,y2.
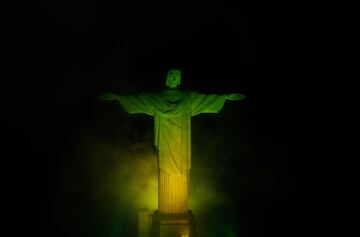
158,91,190,117
163,90,182,103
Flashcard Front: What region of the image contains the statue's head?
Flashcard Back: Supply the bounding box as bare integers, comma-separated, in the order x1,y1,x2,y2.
165,69,181,89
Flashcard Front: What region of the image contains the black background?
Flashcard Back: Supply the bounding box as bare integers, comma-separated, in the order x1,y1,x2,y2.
5,2,320,237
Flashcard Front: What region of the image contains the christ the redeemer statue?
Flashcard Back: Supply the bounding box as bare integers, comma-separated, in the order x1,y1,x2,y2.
99,69,245,214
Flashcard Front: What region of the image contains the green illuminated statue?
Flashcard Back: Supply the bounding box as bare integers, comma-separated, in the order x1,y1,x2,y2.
99,69,245,214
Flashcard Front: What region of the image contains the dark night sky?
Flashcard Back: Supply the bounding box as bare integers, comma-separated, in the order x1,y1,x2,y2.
4,2,320,237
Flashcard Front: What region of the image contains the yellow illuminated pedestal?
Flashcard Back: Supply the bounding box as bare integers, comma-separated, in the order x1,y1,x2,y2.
159,170,189,214
152,210,195,237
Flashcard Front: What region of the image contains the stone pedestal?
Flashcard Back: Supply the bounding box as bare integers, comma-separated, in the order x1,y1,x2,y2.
138,208,153,237
151,210,195,237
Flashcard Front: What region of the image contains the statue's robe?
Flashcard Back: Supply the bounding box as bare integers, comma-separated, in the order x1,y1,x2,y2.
117,90,227,213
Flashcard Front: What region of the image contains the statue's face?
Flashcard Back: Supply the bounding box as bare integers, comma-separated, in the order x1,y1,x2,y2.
165,70,181,89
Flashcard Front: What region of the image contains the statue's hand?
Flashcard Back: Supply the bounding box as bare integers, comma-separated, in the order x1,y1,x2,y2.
227,93,246,101
98,93,118,101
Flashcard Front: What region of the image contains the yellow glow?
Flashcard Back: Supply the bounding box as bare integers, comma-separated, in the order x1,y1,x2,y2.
113,148,158,210
159,171,188,213
189,172,227,215
84,140,159,211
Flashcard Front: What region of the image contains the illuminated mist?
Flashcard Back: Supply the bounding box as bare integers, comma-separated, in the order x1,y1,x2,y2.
58,103,253,237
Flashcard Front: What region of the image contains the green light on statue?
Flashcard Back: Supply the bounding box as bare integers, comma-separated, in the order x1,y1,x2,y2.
99,69,246,236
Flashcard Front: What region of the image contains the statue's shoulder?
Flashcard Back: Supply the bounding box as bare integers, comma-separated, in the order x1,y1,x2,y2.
179,91,191,99
182,91,200,103
182,91,195,96
147,91,163,97
184,91,201,98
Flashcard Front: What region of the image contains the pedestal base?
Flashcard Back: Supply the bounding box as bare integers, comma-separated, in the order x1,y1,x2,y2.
138,208,153,237
151,210,195,237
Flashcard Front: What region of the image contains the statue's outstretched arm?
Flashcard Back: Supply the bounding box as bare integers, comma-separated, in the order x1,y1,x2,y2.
226,93,246,101
99,92,156,115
